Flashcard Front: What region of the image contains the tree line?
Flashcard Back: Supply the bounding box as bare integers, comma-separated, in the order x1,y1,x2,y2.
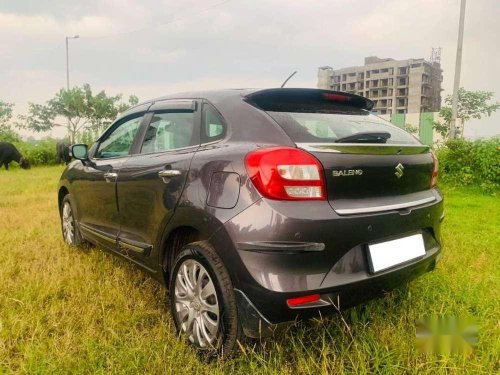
0,84,139,144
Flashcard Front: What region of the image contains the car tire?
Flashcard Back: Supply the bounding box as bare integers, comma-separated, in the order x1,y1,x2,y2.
60,194,85,247
169,241,242,358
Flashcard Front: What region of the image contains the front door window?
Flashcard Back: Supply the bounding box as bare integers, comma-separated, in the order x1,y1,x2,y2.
96,116,143,158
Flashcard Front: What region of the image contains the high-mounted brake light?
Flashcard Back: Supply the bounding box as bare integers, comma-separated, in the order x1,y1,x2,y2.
287,294,321,307
431,151,438,188
323,93,349,102
245,147,326,200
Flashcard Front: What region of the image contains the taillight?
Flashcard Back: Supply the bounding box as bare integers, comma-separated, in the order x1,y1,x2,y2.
244,147,326,200
431,151,438,188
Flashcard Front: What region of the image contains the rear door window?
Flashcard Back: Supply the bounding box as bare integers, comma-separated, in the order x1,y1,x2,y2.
140,112,196,153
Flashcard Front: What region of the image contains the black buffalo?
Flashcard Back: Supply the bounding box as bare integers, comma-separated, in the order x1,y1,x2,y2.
0,142,30,170
56,141,72,165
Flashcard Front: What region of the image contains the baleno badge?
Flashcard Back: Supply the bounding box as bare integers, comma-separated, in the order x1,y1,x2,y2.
332,169,363,177
395,163,404,178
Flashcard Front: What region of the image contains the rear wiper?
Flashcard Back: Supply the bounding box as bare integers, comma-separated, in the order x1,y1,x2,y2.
335,132,391,143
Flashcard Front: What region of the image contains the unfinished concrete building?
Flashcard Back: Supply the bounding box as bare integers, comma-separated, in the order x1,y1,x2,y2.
318,56,443,114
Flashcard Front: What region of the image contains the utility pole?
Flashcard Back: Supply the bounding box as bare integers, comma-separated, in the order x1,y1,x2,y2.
450,0,466,139
65,35,80,90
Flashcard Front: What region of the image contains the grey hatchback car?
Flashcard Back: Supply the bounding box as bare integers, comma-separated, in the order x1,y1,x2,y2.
59,88,443,356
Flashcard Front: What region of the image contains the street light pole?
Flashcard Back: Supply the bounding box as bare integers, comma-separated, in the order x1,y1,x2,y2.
450,0,466,139
65,35,79,91
65,35,79,143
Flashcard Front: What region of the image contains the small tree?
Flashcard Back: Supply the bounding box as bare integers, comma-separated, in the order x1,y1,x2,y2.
433,88,500,139
0,100,13,123
0,100,21,142
18,84,139,143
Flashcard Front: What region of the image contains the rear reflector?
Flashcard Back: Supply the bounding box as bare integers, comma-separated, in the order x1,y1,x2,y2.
287,294,321,307
245,147,326,200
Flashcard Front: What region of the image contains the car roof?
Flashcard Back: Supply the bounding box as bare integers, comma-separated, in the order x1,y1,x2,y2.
131,89,255,109
120,88,374,118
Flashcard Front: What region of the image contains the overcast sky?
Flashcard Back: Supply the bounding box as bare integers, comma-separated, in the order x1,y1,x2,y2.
1,0,499,138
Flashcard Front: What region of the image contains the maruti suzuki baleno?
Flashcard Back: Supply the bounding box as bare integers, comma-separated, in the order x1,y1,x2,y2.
58,88,443,356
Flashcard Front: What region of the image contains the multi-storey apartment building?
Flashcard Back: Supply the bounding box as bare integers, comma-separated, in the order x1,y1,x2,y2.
318,56,443,114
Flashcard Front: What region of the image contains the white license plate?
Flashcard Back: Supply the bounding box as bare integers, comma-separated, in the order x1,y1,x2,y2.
368,233,426,273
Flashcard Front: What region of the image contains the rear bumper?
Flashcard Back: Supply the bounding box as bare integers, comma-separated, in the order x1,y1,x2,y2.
235,244,439,337
209,189,444,334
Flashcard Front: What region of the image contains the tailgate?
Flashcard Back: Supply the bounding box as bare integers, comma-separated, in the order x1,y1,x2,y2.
245,88,438,214
300,143,436,214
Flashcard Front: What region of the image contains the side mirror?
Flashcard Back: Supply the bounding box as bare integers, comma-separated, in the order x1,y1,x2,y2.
71,144,89,161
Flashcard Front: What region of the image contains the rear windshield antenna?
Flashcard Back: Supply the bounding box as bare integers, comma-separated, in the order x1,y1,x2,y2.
280,71,297,88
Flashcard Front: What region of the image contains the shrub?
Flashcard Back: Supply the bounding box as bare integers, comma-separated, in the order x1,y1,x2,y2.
436,137,499,193
0,125,22,143
15,139,59,166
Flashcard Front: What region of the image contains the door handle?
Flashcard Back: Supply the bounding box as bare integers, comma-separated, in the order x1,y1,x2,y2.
104,172,118,183
158,170,181,178
158,169,181,183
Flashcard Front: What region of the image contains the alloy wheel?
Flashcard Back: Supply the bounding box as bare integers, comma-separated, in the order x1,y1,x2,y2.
174,259,220,349
62,202,74,245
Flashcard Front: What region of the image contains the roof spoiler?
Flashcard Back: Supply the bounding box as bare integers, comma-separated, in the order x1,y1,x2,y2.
244,88,374,111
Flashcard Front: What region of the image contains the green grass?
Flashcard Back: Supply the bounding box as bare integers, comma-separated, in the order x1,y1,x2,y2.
0,166,498,374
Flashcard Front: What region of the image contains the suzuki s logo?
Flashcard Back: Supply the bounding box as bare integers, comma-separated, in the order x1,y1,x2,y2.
332,169,363,177
395,163,405,178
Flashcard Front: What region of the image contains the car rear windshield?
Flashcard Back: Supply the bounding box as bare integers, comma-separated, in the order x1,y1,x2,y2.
267,111,420,145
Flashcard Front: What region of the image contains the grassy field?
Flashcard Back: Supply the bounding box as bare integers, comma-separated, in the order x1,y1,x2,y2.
0,165,498,374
